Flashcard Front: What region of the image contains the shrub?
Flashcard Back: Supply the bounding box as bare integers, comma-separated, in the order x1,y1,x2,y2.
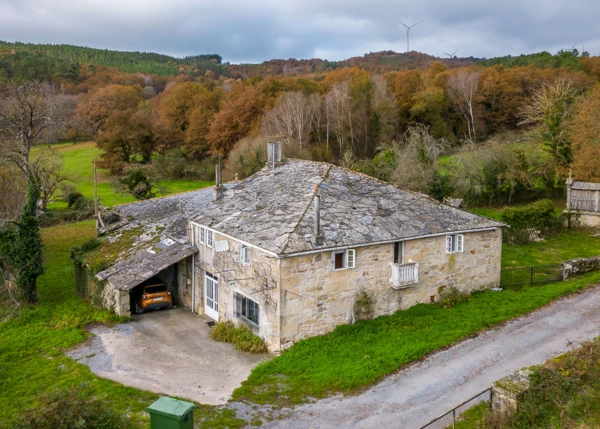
153,149,216,181
210,320,268,354
118,169,157,200
11,385,138,429
66,191,84,208
439,286,471,308
500,199,557,230
59,182,78,202
223,136,269,181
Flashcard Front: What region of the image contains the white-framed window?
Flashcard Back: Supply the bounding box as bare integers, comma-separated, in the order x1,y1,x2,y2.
331,249,356,271
446,234,464,254
199,226,205,244
234,244,251,266
207,230,213,248
234,292,259,327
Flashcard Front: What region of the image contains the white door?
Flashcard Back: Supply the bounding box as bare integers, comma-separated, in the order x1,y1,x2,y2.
205,273,219,321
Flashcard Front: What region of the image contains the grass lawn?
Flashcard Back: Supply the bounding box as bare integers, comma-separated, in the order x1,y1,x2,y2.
0,221,156,426
232,271,600,407
33,141,214,208
502,228,600,267
0,221,242,428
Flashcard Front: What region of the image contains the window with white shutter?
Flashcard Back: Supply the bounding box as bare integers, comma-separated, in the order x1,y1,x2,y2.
331,249,356,270
234,244,242,262
242,246,251,266
199,226,205,244
446,234,465,254
456,234,464,253
207,230,213,247
346,249,355,268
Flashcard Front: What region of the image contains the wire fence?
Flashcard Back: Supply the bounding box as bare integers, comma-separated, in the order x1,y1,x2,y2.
500,264,563,288
419,388,492,429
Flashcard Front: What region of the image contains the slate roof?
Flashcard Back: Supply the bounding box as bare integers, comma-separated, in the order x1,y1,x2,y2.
193,159,503,256
571,181,600,191
94,186,233,290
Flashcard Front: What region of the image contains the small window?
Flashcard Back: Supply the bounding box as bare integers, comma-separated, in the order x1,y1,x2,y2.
234,244,251,265
199,226,205,244
332,249,356,271
446,234,464,254
207,230,213,248
235,292,259,327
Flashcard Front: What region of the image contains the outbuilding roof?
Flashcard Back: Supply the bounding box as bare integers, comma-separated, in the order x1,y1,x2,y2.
93,186,233,290
192,159,503,256
571,181,600,191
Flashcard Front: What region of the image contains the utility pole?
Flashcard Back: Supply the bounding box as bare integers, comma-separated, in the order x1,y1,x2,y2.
398,20,422,53
93,161,98,218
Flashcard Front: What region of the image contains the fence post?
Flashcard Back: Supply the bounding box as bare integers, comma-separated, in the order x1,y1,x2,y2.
453,408,455,428
530,267,534,286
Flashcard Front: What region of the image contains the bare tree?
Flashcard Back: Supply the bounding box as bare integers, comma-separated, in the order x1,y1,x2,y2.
262,92,316,148
447,69,480,141
0,81,65,304
0,81,65,181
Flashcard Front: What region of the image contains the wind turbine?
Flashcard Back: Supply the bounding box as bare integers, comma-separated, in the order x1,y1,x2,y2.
443,50,459,58
397,20,422,53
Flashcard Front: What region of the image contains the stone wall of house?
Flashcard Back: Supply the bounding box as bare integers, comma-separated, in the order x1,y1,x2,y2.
279,228,502,347
177,256,194,309
193,228,283,351
75,264,131,316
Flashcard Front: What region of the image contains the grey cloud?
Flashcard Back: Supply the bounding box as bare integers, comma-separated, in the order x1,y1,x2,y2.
0,0,598,63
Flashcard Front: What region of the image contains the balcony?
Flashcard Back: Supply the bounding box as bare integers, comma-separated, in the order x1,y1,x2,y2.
389,262,419,289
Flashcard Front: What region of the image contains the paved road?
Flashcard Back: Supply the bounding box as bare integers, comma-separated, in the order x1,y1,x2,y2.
264,285,600,429
67,308,267,405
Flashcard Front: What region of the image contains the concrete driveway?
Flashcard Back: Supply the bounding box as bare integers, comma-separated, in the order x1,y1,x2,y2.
67,308,268,405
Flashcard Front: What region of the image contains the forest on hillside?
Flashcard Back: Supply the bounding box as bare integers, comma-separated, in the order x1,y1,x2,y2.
2,42,600,223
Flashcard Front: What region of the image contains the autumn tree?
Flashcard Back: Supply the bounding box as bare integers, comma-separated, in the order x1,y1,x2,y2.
207,84,268,156
520,79,578,167
447,69,481,141
76,84,142,131
569,85,600,181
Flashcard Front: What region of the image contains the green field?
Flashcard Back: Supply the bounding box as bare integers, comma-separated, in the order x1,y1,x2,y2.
502,228,600,267
0,221,157,427
33,141,214,208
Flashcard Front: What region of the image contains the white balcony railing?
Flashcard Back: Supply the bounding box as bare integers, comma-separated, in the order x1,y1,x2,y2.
389,262,419,289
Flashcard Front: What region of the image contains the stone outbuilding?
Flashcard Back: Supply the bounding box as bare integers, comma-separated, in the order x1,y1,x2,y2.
78,145,503,351
566,176,600,227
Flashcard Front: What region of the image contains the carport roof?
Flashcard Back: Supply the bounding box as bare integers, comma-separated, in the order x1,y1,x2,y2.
96,241,197,291
92,185,235,291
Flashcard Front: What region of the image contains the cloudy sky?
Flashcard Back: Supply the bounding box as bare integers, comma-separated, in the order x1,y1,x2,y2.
1,0,599,63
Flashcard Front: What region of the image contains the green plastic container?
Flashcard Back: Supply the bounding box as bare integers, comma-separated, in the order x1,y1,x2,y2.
147,396,195,429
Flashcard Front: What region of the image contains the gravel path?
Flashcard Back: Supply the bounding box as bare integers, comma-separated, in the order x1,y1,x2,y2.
263,285,600,429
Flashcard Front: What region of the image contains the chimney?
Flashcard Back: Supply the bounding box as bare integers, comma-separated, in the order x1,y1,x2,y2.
213,163,224,201
267,142,282,168
312,194,323,245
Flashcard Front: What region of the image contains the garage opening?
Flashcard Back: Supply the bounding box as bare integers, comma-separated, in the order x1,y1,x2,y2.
129,264,178,314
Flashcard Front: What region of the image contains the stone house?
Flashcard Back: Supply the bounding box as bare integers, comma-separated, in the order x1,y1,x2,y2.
82,144,503,351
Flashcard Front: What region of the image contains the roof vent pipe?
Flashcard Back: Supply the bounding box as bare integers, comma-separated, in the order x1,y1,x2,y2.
312,194,323,245
267,142,282,168
213,163,224,201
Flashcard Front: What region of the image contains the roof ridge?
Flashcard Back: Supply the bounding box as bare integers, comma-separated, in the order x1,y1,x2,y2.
290,159,501,225
279,163,332,254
